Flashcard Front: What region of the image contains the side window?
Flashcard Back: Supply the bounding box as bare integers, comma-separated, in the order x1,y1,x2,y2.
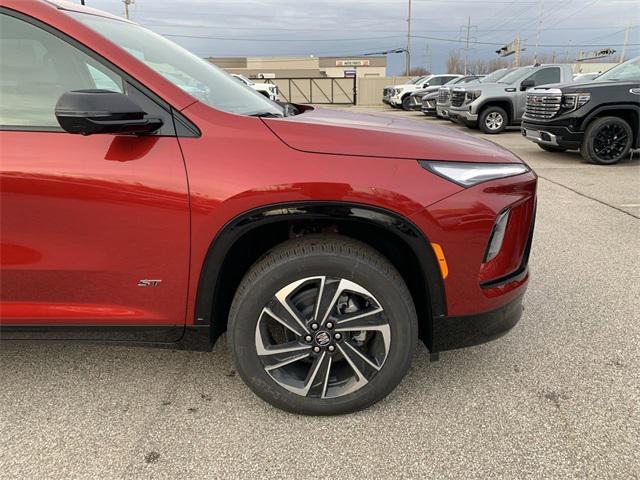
429,77,446,86
1,14,124,128
526,67,561,87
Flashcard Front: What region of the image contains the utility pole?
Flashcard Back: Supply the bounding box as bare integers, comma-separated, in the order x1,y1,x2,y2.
620,24,631,62
123,0,134,20
514,37,521,67
534,0,543,64
406,0,412,75
464,16,471,75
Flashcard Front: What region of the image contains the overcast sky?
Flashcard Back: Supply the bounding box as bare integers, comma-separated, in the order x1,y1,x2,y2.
81,0,639,73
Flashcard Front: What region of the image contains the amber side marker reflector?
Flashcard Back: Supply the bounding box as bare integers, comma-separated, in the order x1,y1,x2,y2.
431,243,449,279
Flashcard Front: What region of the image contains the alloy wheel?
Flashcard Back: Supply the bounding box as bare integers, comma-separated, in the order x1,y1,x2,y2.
485,112,504,131
255,276,390,399
593,123,628,162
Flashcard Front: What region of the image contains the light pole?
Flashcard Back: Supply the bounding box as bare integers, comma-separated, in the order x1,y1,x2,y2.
406,0,412,75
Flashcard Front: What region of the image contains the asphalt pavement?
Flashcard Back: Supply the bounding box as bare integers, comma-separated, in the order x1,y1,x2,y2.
1,108,638,479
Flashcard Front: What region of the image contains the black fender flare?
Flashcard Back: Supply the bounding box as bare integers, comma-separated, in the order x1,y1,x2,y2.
194,201,447,340
476,97,516,122
579,104,640,144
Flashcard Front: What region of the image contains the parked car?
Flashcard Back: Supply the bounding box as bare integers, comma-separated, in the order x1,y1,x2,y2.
383,74,462,110
231,73,279,101
1,0,538,415
449,64,574,133
436,68,515,119
420,75,483,116
382,75,427,104
522,56,640,164
405,74,464,111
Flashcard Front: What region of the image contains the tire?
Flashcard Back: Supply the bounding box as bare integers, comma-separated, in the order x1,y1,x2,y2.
479,106,508,134
228,235,418,415
538,144,567,153
402,95,413,111
580,116,633,165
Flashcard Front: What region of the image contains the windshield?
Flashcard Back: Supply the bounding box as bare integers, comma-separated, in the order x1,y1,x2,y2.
481,68,514,83
408,76,425,84
498,67,533,84
68,12,284,117
595,57,640,82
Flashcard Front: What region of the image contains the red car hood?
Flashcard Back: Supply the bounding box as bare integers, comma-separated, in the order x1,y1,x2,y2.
263,107,522,163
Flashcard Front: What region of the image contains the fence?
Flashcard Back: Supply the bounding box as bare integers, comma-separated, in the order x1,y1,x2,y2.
265,77,357,105
262,76,414,106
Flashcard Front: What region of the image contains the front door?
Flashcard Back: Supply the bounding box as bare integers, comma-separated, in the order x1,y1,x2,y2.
0,13,190,337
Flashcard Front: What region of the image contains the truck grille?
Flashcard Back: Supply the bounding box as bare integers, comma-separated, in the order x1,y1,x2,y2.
383,87,393,97
437,89,451,105
451,91,465,107
524,93,562,119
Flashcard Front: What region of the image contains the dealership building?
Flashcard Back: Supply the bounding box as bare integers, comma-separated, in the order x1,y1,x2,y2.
206,55,387,79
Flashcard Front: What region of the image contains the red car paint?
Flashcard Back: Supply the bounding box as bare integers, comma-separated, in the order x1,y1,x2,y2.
0,1,536,340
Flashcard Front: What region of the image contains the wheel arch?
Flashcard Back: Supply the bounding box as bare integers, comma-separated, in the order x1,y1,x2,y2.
194,202,447,350
477,98,514,123
580,105,640,147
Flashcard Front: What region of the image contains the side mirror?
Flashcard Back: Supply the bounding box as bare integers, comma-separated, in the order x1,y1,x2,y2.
55,90,163,135
520,79,535,91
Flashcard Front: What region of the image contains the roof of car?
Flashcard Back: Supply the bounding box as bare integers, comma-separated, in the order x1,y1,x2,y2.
44,0,133,23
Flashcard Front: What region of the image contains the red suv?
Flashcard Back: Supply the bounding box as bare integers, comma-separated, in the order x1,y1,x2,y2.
0,0,537,414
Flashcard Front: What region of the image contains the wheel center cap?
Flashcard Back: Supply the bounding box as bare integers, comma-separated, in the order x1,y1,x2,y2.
314,330,331,346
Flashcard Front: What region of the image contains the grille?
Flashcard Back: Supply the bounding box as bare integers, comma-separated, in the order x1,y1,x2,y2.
525,93,562,119
383,87,394,97
451,90,465,107
437,89,451,105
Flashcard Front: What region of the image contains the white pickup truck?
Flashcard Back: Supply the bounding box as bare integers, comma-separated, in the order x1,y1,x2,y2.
232,74,279,102
383,74,461,110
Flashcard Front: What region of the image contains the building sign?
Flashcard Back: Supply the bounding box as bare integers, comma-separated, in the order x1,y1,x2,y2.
336,59,370,67
343,70,357,78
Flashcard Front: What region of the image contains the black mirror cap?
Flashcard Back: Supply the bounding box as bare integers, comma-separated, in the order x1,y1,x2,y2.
520,79,535,91
55,89,162,135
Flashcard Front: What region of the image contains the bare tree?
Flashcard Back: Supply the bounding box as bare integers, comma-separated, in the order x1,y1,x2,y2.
446,51,464,74
408,67,431,76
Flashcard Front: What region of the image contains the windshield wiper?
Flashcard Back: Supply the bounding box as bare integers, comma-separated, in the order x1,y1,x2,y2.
249,111,284,118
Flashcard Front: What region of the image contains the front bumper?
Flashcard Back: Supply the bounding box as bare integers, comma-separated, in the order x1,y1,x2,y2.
448,107,478,126
436,106,449,118
432,294,524,352
521,121,583,150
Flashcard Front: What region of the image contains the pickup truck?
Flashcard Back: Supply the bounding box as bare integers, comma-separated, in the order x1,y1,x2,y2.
419,75,483,115
448,64,574,134
522,56,640,164
383,74,461,110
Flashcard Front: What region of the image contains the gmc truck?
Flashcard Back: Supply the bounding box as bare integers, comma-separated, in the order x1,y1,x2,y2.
383,74,461,110
449,64,574,134
522,56,640,165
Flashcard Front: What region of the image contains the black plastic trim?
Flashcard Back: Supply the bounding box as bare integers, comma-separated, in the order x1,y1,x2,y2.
431,294,524,352
194,201,447,337
0,325,212,351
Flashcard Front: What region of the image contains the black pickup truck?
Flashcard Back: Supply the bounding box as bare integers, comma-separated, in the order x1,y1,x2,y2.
522,56,640,164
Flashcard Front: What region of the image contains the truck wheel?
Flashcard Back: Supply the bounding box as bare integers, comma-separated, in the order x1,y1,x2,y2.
402,96,413,110
538,144,567,153
581,116,632,165
228,235,417,415
479,106,508,134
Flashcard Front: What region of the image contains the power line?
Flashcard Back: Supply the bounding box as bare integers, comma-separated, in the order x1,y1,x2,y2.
159,31,639,48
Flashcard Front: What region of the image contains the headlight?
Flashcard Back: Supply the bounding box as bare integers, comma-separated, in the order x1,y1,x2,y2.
560,93,590,113
465,90,482,103
418,161,530,187
393,88,402,96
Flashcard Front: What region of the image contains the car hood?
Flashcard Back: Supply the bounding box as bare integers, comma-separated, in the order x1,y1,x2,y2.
263,107,522,163
533,80,635,92
410,85,441,97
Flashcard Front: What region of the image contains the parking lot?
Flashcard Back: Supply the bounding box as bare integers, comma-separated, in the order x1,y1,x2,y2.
1,108,638,479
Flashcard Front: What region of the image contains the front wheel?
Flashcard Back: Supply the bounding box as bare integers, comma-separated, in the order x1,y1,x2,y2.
581,116,632,165
228,236,417,415
402,95,413,110
479,106,508,134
